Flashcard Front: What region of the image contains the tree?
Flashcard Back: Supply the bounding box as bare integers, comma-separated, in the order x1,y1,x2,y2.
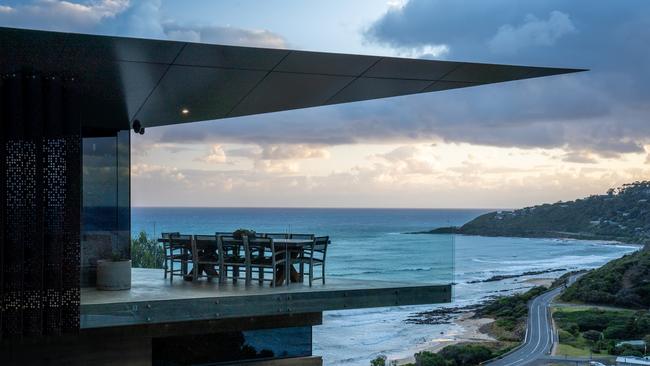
370,355,386,366
438,344,494,366
583,330,602,342
414,351,447,366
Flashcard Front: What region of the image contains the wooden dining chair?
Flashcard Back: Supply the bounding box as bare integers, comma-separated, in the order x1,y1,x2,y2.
289,234,314,281
217,235,247,284
193,234,220,281
168,234,193,282
302,236,329,286
161,232,180,279
245,236,286,287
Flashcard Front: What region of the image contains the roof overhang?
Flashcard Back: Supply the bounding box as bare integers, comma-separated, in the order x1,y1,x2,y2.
1,27,586,133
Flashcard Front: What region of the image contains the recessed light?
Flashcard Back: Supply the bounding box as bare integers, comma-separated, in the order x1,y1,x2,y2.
181,108,190,115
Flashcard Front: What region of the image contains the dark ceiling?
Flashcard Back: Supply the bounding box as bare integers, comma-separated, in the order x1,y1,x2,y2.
0,27,585,133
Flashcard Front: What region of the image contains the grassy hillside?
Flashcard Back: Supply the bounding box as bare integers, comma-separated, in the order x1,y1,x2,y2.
423,181,650,245
560,247,650,308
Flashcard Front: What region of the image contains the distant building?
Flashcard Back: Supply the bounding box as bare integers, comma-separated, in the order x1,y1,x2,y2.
617,356,650,366
616,340,647,349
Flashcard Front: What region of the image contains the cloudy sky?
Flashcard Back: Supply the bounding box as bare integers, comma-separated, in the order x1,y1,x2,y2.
2,0,650,208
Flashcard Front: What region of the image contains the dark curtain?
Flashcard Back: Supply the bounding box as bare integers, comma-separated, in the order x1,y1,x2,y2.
1,72,81,339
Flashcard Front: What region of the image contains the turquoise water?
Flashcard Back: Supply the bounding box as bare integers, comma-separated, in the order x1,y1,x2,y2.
132,207,637,365
132,207,471,285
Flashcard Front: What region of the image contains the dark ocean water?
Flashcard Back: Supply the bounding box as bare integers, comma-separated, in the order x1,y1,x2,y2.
131,207,637,365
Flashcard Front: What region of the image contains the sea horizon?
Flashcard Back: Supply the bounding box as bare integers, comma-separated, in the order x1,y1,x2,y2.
131,205,511,210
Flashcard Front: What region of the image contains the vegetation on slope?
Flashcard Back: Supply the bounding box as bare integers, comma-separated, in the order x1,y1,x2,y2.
475,286,547,341
369,287,547,365
420,181,650,245
560,247,650,308
553,307,650,357
370,344,498,366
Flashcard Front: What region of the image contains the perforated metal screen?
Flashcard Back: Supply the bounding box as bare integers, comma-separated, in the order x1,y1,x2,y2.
1,73,81,339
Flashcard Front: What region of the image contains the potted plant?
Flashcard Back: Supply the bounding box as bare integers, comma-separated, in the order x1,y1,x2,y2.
96,252,132,291
232,228,256,240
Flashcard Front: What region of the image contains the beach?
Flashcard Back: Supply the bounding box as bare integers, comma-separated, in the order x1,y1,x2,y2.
392,312,496,365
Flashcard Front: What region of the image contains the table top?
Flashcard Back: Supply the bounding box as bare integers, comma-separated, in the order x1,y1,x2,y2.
157,236,315,246
273,238,313,244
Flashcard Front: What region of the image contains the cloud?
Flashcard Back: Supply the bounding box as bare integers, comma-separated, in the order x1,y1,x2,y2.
224,144,329,163
131,143,650,208
259,145,329,160
5,0,650,163
0,1,287,49
393,44,450,59
131,163,187,183
254,160,299,174
0,0,130,30
196,145,227,164
163,23,287,48
561,150,597,164
372,145,438,175
488,11,576,55
224,144,329,173
139,0,650,159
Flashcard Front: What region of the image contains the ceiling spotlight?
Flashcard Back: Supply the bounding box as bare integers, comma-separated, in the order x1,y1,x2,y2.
181,108,190,115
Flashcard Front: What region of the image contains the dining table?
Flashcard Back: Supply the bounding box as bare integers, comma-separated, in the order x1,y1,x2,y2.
272,238,314,286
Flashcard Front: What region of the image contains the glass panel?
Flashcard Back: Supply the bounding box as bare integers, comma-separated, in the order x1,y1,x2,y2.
116,129,131,258
80,130,131,286
152,326,312,365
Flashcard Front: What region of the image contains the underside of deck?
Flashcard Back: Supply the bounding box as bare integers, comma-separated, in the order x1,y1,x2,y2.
81,268,452,328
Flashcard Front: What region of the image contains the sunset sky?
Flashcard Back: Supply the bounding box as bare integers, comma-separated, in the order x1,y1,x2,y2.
2,0,650,208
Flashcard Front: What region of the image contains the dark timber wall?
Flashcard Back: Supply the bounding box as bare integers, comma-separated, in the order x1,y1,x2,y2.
0,73,81,339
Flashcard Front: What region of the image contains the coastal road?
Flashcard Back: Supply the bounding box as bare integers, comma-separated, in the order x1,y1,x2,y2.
485,275,581,366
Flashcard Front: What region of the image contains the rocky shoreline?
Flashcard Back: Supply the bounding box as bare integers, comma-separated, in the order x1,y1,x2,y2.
404,268,564,325
467,268,565,284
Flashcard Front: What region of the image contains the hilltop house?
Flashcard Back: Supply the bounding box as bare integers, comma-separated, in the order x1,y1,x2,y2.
0,26,582,365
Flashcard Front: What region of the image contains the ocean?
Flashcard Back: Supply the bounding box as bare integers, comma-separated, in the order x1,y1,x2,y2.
132,207,638,365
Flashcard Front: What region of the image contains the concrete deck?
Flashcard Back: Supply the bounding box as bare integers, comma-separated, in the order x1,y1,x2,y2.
81,268,451,328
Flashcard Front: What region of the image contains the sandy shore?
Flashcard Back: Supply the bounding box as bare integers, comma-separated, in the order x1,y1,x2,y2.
391,312,495,365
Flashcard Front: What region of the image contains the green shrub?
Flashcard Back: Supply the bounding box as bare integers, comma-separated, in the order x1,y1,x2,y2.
583,330,602,342
554,308,649,340
370,355,386,366
131,231,165,269
603,325,629,339
438,344,494,366
558,329,575,343
565,322,580,336
414,351,448,366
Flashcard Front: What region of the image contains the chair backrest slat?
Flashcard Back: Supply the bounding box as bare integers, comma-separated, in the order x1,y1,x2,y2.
160,232,180,245
264,233,289,239
246,237,273,250
170,234,192,248
194,234,218,251
218,235,243,257
313,236,329,252
290,233,315,240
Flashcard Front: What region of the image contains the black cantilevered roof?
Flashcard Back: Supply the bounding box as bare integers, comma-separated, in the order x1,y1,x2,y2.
0,27,585,132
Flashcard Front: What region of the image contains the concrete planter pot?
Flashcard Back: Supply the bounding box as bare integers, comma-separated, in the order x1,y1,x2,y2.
96,259,132,291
